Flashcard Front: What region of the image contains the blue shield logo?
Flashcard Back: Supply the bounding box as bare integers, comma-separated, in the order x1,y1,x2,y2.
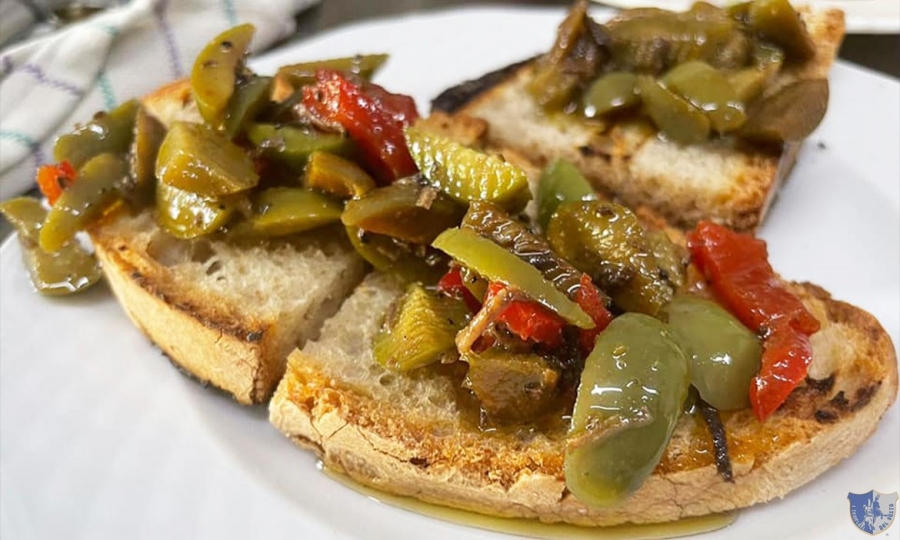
848,490,898,535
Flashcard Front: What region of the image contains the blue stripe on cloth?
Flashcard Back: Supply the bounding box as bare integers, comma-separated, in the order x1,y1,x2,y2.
222,0,239,26
0,130,48,167
153,0,183,79
96,71,117,110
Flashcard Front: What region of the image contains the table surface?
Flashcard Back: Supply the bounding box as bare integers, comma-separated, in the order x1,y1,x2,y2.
0,0,896,242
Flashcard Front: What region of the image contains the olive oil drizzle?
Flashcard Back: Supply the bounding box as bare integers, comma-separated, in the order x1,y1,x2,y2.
321,463,737,540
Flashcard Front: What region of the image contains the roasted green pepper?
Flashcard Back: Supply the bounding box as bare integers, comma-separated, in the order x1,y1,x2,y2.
230,187,342,239
246,123,353,172
53,100,139,170
746,0,815,62
155,181,237,239
463,348,560,424
125,106,166,207
374,283,469,371
304,150,376,199
342,181,465,245
637,76,710,145
565,313,689,506
405,126,531,211
222,75,273,138
432,227,594,329
661,61,746,133
0,197,101,295
582,72,640,119
662,295,762,411
740,78,829,144
156,121,259,197
40,153,127,252
346,226,446,284
547,201,672,315
536,158,596,233
276,54,389,88
191,24,255,127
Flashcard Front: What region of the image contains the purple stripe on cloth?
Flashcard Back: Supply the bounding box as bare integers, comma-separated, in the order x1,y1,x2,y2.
17,63,85,97
154,0,183,79
1,55,14,78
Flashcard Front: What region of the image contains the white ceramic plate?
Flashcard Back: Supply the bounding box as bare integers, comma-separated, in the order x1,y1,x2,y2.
589,0,900,34
1,7,898,540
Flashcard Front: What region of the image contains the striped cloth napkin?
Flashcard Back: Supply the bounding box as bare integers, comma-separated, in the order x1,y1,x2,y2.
0,0,319,201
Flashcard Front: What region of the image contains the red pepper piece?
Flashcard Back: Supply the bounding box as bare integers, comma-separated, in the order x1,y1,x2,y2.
437,266,482,313
36,161,76,205
573,274,614,353
750,321,815,421
302,70,419,183
486,282,565,348
687,220,820,421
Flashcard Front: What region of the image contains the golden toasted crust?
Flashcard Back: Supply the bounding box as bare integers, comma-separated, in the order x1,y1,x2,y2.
438,9,846,232
270,277,897,525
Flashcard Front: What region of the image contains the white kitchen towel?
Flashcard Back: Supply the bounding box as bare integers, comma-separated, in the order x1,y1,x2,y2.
0,0,320,201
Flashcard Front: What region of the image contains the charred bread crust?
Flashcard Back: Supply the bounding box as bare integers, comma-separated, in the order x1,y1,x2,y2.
270,278,897,526
432,9,846,232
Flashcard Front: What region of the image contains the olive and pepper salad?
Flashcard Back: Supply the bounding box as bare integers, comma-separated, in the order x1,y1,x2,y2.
527,0,829,145
1,18,822,509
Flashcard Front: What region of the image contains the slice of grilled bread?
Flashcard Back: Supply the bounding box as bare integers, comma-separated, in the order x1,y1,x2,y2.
269,270,897,526
431,8,846,232
89,80,368,404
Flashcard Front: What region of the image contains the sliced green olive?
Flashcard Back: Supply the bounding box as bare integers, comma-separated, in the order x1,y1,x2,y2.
53,99,139,169
156,121,258,197
346,226,446,284
463,348,560,424
40,153,126,252
565,313,689,507
276,54,389,88
582,72,640,119
432,227,594,329
304,150,375,199
637,76,710,145
547,201,672,316
0,197,101,295
536,158,597,233
229,187,342,239
156,181,237,239
191,23,255,127
746,0,815,63
125,106,166,207
405,126,531,211
222,75,273,138
662,61,746,133
662,295,762,411
342,182,465,245
373,283,469,371
246,123,353,172
740,78,829,144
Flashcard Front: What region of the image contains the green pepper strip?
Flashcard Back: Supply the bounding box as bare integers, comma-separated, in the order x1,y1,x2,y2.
432,228,594,329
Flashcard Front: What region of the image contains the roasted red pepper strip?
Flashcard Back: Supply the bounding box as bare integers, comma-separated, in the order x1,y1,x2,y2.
573,274,614,353
36,161,76,205
302,69,419,183
437,266,482,313
486,282,565,348
687,221,820,421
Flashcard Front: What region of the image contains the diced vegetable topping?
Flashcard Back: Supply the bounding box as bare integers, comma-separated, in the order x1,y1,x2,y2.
36,161,76,206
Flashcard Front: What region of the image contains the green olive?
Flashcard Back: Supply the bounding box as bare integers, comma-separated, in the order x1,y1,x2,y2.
637,76,710,145
191,24,255,127
661,61,746,133
303,150,376,199
53,100,139,169
155,121,259,197
566,313,689,507
536,158,596,233
155,181,237,239
546,201,672,316
222,75,273,138
40,153,127,252
662,295,762,411
342,182,465,245
582,72,640,119
246,123,353,172
229,187,342,239
0,197,101,295
373,283,469,371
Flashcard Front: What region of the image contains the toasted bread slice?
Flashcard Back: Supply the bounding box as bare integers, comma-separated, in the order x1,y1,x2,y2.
89,80,367,404
431,8,846,232
269,271,897,525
